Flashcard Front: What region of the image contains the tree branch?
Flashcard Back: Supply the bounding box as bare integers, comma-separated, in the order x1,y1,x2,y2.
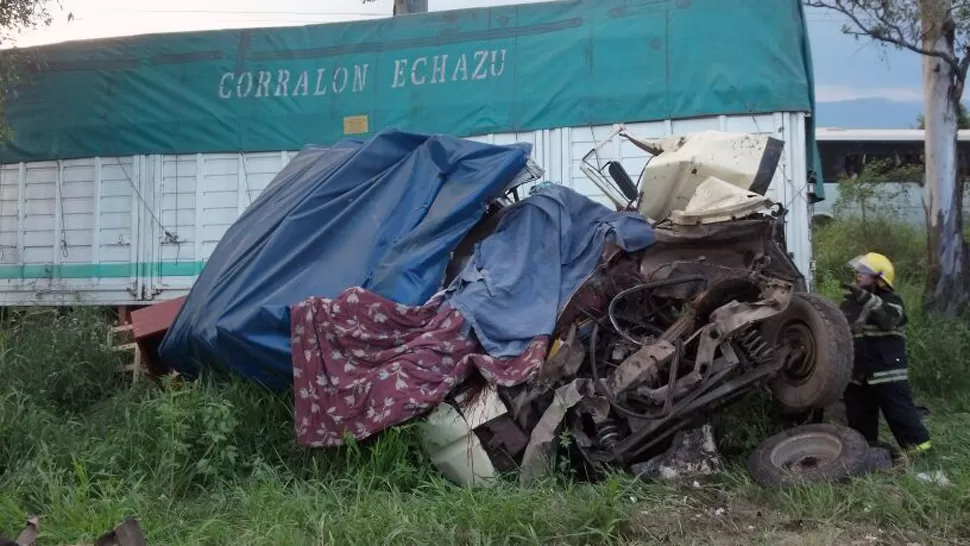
805,0,963,76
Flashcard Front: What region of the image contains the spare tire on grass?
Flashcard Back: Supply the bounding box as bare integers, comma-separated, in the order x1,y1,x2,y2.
747,423,869,487
763,292,853,411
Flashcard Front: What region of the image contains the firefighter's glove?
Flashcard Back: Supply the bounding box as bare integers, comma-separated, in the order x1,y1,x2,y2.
841,282,872,305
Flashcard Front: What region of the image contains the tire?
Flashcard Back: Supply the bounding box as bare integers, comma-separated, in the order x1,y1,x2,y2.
747,423,869,487
762,292,853,411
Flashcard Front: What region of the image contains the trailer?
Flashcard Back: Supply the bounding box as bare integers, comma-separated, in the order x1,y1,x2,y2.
0,0,823,306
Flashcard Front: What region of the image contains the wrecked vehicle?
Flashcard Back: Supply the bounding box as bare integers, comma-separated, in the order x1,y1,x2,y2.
158,126,856,490
420,127,855,486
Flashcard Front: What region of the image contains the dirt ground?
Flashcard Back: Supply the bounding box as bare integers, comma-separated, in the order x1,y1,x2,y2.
629,493,944,546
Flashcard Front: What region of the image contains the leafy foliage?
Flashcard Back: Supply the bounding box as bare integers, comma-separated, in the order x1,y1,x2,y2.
0,0,56,141
831,157,921,222
0,0,51,43
0,308,127,413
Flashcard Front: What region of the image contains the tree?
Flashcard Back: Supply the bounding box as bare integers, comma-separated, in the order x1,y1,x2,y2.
805,0,970,317
0,0,56,141
0,0,51,43
833,157,916,227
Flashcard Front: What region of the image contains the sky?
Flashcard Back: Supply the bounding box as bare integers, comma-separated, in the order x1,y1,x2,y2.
10,0,928,128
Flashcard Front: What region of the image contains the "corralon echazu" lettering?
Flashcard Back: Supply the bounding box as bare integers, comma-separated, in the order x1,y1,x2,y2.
218,49,508,99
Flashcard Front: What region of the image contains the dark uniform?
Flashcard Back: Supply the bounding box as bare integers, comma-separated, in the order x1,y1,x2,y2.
840,285,931,451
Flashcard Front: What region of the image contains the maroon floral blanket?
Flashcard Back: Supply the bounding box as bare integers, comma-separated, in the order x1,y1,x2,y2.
290,287,548,447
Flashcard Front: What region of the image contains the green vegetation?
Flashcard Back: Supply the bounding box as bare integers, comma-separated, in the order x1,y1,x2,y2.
1,219,969,545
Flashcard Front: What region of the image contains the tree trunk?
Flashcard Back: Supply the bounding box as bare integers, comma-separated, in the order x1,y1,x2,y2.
393,0,428,15
921,0,969,317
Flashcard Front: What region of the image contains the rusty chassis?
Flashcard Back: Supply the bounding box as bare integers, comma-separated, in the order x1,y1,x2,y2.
448,206,847,481
556,262,796,475
428,129,854,485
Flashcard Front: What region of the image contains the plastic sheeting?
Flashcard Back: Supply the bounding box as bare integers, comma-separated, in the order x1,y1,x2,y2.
446,185,657,357
158,128,531,391
0,0,821,197
288,185,654,446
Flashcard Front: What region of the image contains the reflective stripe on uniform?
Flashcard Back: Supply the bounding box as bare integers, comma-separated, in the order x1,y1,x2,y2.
863,294,883,312
910,441,932,454
853,329,905,339
868,369,909,385
853,320,905,339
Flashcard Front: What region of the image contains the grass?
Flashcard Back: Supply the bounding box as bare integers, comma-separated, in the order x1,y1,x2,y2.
1,219,970,545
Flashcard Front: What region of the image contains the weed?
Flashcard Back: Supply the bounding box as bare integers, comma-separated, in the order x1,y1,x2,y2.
812,218,926,287
1,219,969,544
0,308,126,414
813,220,970,398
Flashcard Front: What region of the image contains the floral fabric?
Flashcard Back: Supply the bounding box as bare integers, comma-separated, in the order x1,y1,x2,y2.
291,287,548,447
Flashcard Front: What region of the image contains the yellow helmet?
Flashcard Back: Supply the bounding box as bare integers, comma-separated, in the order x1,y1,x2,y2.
848,252,895,288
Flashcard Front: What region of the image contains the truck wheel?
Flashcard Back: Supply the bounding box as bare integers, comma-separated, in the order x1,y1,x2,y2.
747,423,869,487
763,292,852,411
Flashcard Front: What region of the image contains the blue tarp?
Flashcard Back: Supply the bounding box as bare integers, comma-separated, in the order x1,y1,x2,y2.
446,185,656,357
158,128,531,391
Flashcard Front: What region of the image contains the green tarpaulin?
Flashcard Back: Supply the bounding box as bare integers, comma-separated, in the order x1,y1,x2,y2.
0,0,822,196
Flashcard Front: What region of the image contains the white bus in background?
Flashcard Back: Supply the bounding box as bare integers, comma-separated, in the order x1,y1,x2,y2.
813,127,970,227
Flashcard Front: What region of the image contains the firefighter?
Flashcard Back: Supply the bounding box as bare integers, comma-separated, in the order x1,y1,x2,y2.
840,252,931,456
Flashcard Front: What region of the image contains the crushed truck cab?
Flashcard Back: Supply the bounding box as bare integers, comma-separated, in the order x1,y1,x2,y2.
421,128,854,487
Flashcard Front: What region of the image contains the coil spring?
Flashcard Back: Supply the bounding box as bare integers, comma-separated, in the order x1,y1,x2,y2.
597,422,621,449
737,328,774,367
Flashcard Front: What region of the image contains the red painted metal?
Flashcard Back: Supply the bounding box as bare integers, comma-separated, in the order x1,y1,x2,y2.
129,296,186,375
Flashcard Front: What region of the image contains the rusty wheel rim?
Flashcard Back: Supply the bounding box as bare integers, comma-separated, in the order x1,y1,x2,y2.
770,431,844,474
780,321,815,384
